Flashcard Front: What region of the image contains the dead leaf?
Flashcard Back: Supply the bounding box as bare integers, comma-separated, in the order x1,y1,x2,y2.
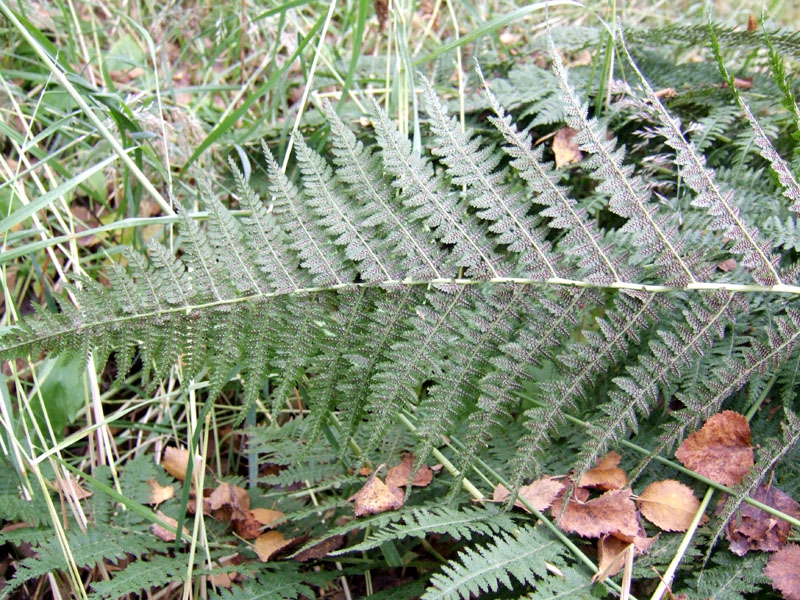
161,447,190,481
294,535,346,562
146,479,174,507
579,451,627,491
374,0,388,30
765,544,800,600
208,483,250,521
747,14,758,32
726,484,800,555
251,508,284,527
553,489,639,538
210,571,234,589
610,529,658,554
638,480,703,532
386,454,433,488
654,88,677,99
594,536,632,582
233,508,284,539
348,465,403,517
55,475,92,500
717,258,737,272
675,411,754,486
151,511,189,542
552,127,582,169
253,530,292,562
491,478,565,513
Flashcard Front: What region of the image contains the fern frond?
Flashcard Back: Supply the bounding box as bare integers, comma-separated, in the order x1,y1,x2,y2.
581,292,743,472
4,525,164,598
550,38,698,286
324,101,445,280
421,78,558,280
88,554,184,600
622,40,783,285
293,134,395,283
421,525,565,600
481,69,627,285
708,31,800,215
370,99,501,278
230,158,302,292
331,506,516,555
263,141,352,286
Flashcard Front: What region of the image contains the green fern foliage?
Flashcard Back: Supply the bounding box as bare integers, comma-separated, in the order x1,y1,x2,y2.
4,27,800,600
421,525,572,599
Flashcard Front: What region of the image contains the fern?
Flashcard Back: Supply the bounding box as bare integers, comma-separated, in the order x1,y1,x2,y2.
4,28,800,600
87,553,185,600
421,525,571,600
331,506,517,554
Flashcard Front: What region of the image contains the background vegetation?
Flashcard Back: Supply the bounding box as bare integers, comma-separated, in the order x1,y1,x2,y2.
2,0,800,598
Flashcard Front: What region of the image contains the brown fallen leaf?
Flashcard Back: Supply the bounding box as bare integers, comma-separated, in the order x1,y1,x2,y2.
717,258,737,272
161,447,190,481
675,411,754,486
726,484,800,555
348,465,404,517
491,478,565,513
234,508,285,540
747,13,758,32
146,479,174,507
208,483,250,521
638,480,702,532
765,544,800,600
553,489,639,538
386,454,433,488
294,535,346,562
594,536,633,582
609,529,658,554
251,508,284,527
579,451,627,491
253,530,293,562
552,127,582,169
654,87,677,99
151,511,189,542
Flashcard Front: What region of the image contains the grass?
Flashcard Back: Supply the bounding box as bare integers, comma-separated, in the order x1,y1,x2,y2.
1,0,799,598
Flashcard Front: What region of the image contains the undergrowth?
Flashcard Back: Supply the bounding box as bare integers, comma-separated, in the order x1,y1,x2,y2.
1,1,800,599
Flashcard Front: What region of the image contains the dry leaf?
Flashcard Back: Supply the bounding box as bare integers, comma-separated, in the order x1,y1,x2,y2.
491,478,565,513
638,480,702,532
386,454,433,488
594,536,632,582
294,535,346,562
251,508,284,527
151,511,189,542
234,508,285,539
208,483,250,520
747,14,758,32
610,529,658,554
348,465,404,517
654,87,678,99
552,127,582,169
726,484,800,555
146,479,174,507
210,571,234,589
55,475,92,500
675,411,754,486
253,530,292,562
765,544,800,600
579,451,627,491
161,447,190,481
717,258,737,272
553,489,639,538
